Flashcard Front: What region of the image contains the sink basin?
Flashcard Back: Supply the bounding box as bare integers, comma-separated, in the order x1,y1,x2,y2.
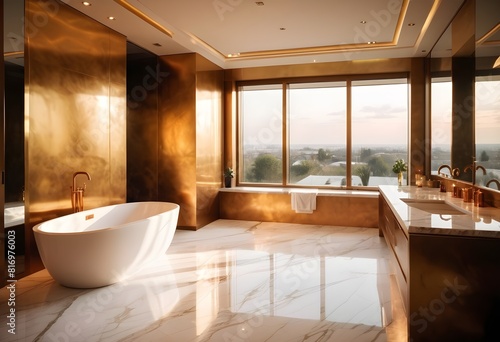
401,199,468,215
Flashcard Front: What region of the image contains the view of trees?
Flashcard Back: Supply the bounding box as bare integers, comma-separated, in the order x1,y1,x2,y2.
242,145,407,186
246,154,282,182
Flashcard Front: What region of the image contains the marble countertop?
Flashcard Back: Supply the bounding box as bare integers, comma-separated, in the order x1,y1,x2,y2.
379,185,500,238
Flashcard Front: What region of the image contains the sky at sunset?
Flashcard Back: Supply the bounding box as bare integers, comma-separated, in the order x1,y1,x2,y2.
241,78,500,149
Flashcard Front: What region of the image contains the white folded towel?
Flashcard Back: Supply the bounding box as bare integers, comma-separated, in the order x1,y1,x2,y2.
290,189,318,214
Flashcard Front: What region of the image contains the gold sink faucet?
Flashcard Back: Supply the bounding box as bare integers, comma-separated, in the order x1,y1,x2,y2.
464,161,486,187
72,171,91,212
437,164,452,177
486,179,500,190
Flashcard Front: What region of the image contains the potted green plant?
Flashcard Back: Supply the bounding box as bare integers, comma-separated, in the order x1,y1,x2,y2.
224,167,234,188
392,159,407,186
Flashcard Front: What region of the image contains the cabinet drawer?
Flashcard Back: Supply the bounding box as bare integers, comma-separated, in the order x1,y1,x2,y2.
380,197,409,280
392,220,409,281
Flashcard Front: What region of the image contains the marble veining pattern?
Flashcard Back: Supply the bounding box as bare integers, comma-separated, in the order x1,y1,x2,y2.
379,185,500,238
1,220,402,341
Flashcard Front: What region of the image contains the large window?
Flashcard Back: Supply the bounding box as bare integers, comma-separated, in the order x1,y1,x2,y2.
238,77,409,188
288,82,347,186
239,84,283,183
351,79,408,186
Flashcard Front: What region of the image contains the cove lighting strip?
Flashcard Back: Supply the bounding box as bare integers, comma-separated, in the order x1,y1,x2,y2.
113,0,173,38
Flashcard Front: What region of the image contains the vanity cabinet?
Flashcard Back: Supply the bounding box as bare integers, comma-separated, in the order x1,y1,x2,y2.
379,186,500,341
379,195,408,312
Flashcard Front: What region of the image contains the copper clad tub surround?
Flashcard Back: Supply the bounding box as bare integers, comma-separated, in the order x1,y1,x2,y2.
25,0,127,274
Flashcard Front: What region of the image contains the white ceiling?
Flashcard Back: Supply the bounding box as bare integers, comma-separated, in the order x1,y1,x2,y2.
5,0,500,69
60,0,468,68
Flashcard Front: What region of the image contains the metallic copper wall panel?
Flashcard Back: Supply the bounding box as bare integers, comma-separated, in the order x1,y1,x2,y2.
24,0,127,275
158,54,198,228
126,52,159,202
451,1,475,182
225,58,412,82
452,56,475,181
158,53,223,229
220,192,379,228
196,55,223,228
110,82,127,202
27,0,116,81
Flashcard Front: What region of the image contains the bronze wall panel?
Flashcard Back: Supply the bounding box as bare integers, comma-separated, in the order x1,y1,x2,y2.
451,56,475,181
195,55,223,228
126,53,159,202
225,58,412,81
5,64,25,203
451,1,475,182
25,0,127,275
220,192,378,228
27,67,112,207
108,31,127,86
27,0,117,80
157,53,223,229
158,54,197,228
110,83,127,202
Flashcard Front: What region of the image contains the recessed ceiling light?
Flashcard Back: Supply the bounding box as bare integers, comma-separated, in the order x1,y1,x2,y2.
360,20,367,24
408,23,415,26
108,16,116,20
255,2,264,6
82,1,91,6
279,27,286,31
367,41,376,44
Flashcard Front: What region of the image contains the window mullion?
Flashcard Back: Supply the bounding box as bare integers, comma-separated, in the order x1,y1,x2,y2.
282,82,288,186
346,79,352,189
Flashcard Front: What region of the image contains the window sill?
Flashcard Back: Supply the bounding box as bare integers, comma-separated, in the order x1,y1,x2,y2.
219,187,379,198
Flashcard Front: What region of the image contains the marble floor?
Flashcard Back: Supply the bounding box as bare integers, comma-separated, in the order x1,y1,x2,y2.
1,220,406,341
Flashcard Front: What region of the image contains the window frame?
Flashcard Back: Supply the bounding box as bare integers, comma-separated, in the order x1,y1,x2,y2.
236,73,409,190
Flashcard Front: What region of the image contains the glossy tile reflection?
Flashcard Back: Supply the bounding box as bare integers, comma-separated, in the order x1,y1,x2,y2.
1,220,404,341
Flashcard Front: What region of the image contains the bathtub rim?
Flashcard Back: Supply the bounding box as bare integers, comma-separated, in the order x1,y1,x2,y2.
32,201,180,236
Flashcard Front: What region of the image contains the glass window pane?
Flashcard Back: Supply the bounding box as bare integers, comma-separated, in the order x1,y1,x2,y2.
288,82,347,186
475,76,500,186
431,78,452,177
239,85,283,184
351,79,408,186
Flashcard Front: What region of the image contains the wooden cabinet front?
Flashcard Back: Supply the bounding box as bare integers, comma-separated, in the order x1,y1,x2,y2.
379,195,409,312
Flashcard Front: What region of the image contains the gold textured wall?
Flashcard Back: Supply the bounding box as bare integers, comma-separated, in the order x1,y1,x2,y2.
158,53,223,229
195,54,223,228
25,0,127,274
220,192,379,228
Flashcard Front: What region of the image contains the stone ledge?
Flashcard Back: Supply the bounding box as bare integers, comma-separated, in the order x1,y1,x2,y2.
219,187,379,198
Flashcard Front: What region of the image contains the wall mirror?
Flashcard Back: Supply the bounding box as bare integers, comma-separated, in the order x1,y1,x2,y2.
430,0,500,192
4,0,25,275
474,0,500,192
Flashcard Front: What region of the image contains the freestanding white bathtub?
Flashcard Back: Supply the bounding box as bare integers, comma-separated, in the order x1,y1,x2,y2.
33,202,179,288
